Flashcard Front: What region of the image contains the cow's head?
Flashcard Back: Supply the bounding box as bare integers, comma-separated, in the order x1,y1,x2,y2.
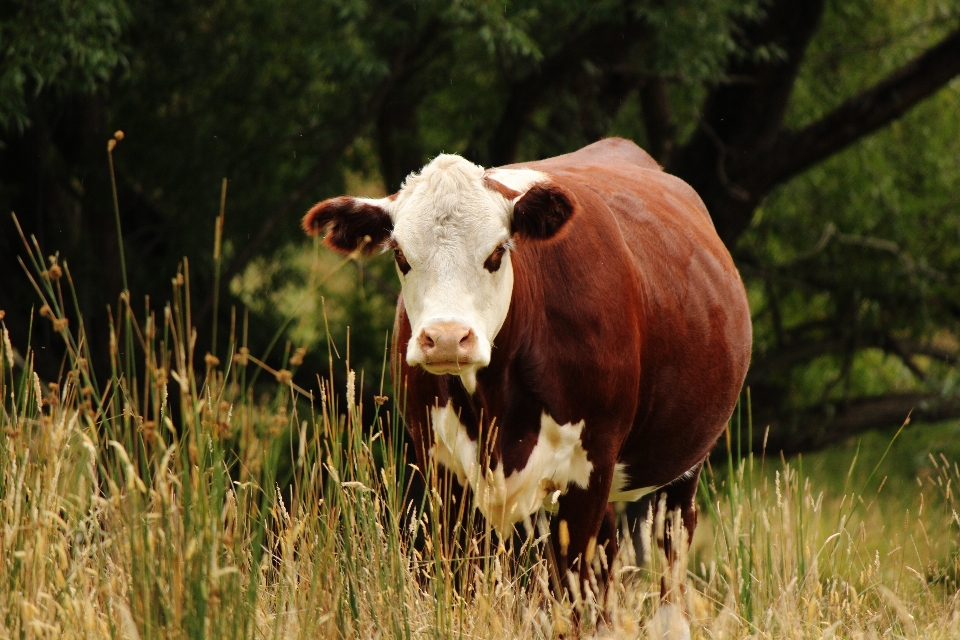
303,154,575,391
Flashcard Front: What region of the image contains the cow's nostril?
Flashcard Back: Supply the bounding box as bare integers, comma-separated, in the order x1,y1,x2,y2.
459,331,473,346
419,330,436,352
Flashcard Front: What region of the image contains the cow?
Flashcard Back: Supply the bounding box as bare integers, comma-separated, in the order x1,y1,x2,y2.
302,138,752,637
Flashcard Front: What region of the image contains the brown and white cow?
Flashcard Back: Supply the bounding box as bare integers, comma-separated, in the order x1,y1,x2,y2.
303,138,752,635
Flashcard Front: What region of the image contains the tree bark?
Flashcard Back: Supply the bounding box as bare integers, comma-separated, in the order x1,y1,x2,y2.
669,0,960,249
667,0,827,246
481,14,647,166
761,26,960,190
752,393,960,456
376,96,424,193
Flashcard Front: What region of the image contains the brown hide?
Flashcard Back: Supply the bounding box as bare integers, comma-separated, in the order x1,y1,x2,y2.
393,138,752,588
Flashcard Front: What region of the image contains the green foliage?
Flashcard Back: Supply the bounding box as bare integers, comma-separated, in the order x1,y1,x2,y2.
730,0,960,416
742,76,960,407
0,0,129,132
230,241,398,377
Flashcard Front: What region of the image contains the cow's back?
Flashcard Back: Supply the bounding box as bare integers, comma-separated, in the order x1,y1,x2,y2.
503,138,752,486
507,137,663,174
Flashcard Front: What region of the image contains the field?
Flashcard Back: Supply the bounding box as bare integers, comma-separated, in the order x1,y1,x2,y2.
2,232,960,640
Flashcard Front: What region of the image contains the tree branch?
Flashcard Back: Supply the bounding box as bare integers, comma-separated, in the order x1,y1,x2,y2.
752,393,960,456
670,4,960,250
898,340,960,365
746,339,846,384
668,0,827,244
480,15,647,166
765,25,960,188
885,334,929,382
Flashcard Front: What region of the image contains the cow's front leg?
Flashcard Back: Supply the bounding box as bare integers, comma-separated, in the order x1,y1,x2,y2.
647,462,702,640
550,463,616,608
431,464,486,559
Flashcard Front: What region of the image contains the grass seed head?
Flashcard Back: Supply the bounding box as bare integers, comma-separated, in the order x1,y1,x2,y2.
2,326,12,369
140,420,158,442
289,346,307,366
234,347,249,366
216,420,232,440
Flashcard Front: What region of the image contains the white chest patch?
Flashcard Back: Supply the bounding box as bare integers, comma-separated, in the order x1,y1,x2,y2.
429,403,594,531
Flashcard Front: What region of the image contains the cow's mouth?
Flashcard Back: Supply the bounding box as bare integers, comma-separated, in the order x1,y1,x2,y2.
421,361,481,393
422,361,471,373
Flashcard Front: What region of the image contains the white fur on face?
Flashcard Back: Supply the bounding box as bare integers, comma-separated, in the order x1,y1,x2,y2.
389,155,547,386
429,402,594,531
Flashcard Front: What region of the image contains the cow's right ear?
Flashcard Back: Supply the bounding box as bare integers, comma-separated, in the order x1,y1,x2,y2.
302,196,394,254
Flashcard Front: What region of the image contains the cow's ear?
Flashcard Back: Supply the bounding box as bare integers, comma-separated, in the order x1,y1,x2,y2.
510,183,576,240
484,169,576,240
302,196,394,254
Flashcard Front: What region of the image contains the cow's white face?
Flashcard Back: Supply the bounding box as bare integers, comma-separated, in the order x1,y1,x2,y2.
392,156,551,391
302,154,575,392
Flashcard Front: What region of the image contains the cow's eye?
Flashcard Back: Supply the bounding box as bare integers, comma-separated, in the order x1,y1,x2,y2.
484,244,507,273
394,248,411,275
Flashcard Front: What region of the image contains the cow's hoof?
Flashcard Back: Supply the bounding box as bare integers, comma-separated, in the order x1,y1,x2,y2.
646,603,691,640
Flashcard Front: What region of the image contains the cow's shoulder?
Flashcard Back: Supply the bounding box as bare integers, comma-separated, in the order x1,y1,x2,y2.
498,138,661,174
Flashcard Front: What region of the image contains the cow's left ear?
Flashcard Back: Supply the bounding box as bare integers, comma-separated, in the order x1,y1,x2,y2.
484,170,576,240
511,183,576,240
302,196,394,254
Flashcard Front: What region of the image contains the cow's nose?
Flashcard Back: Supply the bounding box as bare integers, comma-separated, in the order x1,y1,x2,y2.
418,323,477,363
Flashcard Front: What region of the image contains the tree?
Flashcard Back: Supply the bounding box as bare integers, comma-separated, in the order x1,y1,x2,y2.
3,0,959,452
0,0,129,373
665,0,960,450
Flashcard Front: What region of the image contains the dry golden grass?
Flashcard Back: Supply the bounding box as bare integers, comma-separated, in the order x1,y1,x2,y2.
2,229,959,639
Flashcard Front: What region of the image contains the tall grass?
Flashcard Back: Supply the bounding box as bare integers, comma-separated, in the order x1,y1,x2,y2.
0,213,570,639
688,416,960,639
1,196,959,637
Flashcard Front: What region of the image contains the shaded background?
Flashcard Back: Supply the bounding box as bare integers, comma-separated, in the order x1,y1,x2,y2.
2,0,960,456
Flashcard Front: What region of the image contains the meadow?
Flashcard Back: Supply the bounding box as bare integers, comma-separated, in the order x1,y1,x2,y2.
2,219,959,640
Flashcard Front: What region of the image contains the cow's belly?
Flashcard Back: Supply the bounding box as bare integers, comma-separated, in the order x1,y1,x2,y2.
429,401,595,531
609,463,657,502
